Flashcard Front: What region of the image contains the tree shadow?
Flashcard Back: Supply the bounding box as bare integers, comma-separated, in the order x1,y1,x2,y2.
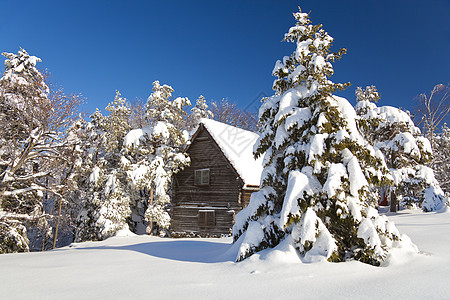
70,239,238,263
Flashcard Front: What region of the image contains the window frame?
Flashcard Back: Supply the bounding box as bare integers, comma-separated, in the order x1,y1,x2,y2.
194,168,210,186
198,210,215,227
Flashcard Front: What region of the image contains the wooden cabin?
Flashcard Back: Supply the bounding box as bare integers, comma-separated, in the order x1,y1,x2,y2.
171,119,263,236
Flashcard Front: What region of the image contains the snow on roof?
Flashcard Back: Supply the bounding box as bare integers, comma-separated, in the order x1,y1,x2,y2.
198,118,263,187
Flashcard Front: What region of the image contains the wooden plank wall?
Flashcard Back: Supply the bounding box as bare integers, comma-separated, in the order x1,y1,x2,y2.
171,207,235,236
240,189,255,208
172,126,244,235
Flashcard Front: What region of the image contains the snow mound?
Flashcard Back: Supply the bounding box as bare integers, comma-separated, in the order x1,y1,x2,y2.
247,236,302,264
114,224,136,237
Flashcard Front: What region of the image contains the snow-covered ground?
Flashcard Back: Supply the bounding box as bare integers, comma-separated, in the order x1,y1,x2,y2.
1,209,449,299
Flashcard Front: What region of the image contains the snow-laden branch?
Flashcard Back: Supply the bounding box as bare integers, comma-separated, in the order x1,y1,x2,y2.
0,183,45,197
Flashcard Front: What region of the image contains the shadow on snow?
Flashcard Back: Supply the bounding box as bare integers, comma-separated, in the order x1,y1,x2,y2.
69,239,238,263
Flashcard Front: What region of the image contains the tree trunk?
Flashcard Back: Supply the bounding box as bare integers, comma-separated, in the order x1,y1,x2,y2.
147,188,154,235
52,197,63,249
149,188,154,206
390,189,397,213
41,225,46,252
42,179,48,252
52,160,74,249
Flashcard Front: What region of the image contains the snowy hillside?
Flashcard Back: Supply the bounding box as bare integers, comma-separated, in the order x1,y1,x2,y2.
1,209,449,299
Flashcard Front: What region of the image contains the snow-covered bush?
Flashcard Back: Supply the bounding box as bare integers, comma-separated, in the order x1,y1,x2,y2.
233,8,412,266
0,219,29,254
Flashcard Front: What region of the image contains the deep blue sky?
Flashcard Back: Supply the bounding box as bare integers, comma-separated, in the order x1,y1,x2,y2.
1,0,449,116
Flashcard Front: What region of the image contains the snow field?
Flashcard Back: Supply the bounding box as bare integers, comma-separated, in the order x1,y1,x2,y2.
1,209,449,299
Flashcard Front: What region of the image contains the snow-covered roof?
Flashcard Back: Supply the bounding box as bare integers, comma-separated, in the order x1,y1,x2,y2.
196,118,263,187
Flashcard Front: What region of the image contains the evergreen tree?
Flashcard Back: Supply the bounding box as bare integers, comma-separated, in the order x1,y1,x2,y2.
74,92,132,241
355,86,445,212
187,95,213,130
104,91,132,153
233,8,408,266
70,115,104,242
123,81,190,234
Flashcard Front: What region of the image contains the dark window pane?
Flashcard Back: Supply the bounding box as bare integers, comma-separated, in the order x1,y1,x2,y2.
198,210,215,227
194,169,210,185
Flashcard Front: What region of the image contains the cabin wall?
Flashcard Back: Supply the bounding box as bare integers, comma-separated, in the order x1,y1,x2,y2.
240,189,257,208
172,127,245,235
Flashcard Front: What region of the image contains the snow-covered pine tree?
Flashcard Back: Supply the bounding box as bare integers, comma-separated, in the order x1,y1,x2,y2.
57,116,88,230
103,91,132,154
123,81,190,235
233,8,409,266
187,95,213,130
74,92,132,242
70,118,106,242
355,86,445,212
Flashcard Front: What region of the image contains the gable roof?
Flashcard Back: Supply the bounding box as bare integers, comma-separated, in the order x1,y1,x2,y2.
190,118,263,187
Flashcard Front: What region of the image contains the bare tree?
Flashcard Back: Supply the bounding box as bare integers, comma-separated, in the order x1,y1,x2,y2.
210,98,258,132
129,97,148,129
413,83,450,147
43,79,85,250
432,124,450,195
412,84,450,199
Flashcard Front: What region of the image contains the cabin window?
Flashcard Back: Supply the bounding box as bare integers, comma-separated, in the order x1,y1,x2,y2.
194,168,210,185
198,210,215,227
